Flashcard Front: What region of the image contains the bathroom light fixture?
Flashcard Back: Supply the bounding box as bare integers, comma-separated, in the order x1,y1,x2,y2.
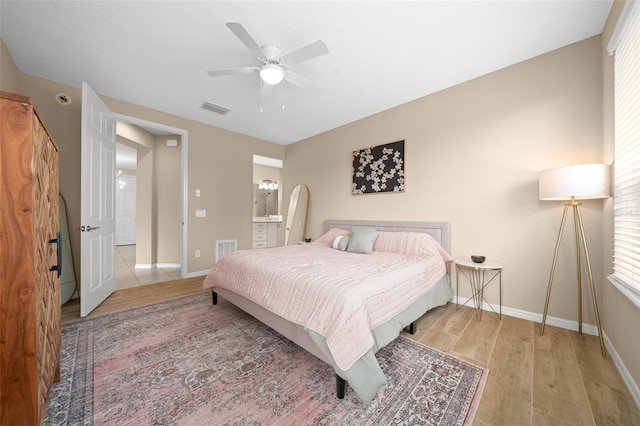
260,64,284,85
259,180,278,190
116,170,127,189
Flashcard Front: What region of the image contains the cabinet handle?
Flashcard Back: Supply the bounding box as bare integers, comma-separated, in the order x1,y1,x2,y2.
49,231,62,278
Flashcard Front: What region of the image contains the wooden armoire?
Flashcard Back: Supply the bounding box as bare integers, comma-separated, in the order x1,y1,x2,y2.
0,91,61,425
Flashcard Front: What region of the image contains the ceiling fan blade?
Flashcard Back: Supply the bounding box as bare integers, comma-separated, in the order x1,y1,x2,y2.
282,40,329,66
207,67,259,77
285,72,322,92
226,22,265,59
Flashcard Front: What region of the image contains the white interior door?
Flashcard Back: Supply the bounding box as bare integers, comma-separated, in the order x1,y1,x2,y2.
116,175,137,245
81,82,116,317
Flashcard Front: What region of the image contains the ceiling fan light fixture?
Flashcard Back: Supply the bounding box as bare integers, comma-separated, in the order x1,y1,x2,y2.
260,64,284,85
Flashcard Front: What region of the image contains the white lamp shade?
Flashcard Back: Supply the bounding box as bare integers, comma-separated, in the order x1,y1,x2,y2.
539,163,610,200
260,64,284,85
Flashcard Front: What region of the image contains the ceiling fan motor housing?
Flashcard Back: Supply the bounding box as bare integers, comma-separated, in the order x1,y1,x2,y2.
261,44,285,65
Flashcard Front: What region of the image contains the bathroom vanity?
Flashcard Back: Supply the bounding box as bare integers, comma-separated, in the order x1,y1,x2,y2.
252,217,283,248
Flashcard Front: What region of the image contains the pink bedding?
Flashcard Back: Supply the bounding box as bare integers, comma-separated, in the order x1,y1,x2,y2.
203,234,449,371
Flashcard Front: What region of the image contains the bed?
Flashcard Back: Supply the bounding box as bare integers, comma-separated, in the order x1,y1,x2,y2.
202,219,453,403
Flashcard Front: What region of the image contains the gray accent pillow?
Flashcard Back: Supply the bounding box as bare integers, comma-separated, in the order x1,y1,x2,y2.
346,226,377,254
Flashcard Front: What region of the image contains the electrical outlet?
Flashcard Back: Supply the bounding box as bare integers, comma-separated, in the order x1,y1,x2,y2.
195,189,200,197
195,250,200,258
195,209,206,218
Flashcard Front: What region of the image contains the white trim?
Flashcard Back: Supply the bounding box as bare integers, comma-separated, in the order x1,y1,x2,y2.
608,274,640,309
451,295,601,334
185,269,209,279
604,331,640,409
253,154,283,168
134,264,153,270
608,0,639,55
134,263,181,270
112,113,189,279
181,132,189,279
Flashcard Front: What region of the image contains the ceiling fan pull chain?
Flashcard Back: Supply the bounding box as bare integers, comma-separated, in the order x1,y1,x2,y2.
281,79,285,110
260,79,264,112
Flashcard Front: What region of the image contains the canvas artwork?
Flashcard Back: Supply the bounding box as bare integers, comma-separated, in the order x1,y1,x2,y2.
352,140,405,195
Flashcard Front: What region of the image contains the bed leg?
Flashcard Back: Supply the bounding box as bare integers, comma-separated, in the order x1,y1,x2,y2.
409,322,416,335
212,291,218,305
336,375,346,399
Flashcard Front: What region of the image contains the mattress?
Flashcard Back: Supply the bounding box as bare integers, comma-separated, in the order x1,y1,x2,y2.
203,226,453,402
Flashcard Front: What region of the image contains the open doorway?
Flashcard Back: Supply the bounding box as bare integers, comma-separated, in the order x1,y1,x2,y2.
252,155,284,248
114,115,188,290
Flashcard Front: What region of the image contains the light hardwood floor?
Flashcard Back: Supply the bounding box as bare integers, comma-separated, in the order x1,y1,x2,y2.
62,278,640,425
61,277,206,323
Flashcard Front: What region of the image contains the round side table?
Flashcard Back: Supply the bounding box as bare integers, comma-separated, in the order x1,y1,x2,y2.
454,258,503,320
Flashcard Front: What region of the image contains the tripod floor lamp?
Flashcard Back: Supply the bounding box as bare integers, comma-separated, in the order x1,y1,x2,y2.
539,163,610,358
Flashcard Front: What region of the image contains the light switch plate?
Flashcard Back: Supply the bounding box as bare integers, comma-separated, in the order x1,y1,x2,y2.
195,209,206,217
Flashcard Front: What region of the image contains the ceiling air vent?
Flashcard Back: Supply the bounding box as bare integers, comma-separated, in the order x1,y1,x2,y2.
201,101,230,115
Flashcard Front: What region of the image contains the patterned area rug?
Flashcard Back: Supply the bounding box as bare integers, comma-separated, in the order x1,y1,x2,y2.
46,292,487,425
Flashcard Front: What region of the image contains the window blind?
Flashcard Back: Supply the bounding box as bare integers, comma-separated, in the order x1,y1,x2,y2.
612,0,640,299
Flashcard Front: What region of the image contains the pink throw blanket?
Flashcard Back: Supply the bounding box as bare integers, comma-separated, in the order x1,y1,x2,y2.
203,244,447,370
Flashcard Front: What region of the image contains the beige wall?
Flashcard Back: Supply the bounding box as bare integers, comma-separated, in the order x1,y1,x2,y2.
600,0,640,395
285,36,605,323
13,70,285,278
0,38,19,92
153,135,181,263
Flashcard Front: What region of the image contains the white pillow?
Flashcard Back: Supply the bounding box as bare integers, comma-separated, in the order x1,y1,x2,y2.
331,235,350,251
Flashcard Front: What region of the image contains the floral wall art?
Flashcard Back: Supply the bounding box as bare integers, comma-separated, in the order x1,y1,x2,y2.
352,140,405,195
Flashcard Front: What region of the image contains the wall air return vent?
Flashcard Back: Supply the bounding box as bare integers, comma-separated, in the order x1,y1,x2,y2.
216,239,237,263
201,101,230,115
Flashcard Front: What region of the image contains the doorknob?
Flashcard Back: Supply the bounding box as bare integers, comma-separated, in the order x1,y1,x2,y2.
86,225,100,232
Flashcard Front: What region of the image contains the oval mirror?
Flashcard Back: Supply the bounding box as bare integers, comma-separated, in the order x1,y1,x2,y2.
284,184,309,245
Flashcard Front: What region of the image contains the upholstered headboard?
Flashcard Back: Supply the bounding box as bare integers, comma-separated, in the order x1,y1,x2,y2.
323,219,451,255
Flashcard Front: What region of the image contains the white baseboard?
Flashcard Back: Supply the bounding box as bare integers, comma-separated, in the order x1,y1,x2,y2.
184,269,209,279
135,263,181,270
603,333,640,409
451,296,640,409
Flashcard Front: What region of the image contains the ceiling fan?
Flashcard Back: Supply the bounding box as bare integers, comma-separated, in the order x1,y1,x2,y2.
207,22,329,92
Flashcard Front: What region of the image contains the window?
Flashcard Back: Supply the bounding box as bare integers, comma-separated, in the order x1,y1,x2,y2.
608,1,640,306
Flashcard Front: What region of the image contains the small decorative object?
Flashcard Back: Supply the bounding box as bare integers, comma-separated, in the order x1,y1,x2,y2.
471,255,485,264
352,140,405,195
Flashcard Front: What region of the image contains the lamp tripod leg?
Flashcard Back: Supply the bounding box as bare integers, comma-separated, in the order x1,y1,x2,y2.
541,204,570,336
575,205,607,358
573,204,583,334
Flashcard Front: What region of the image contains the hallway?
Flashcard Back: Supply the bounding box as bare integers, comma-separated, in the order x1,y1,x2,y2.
116,245,181,290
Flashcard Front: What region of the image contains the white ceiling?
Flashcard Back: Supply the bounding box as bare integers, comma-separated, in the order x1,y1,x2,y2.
1,1,613,146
